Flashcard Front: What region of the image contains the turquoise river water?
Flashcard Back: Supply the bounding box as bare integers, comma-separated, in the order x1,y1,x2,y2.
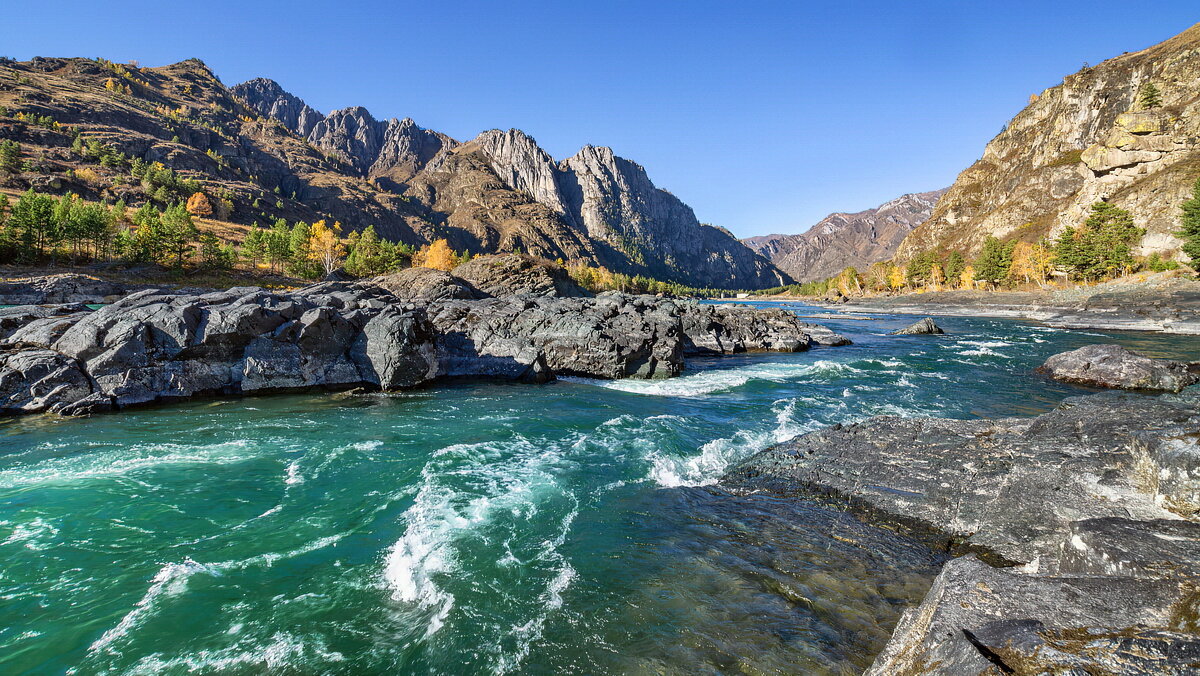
2,302,1199,675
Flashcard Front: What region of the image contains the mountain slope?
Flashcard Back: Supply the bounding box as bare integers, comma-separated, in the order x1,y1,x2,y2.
897,23,1200,261
745,189,945,281
0,57,785,289
233,80,786,288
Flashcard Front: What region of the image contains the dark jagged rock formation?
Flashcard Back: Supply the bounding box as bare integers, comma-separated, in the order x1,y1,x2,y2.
1039,343,1199,392
231,77,325,137
452,254,590,298
681,303,850,354
745,189,946,282
0,274,127,305
890,317,944,335
0,283,845,416
725,391,1200,674
369,267,481,301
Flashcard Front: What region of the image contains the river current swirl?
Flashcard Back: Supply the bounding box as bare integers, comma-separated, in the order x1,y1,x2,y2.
2,302,1198,675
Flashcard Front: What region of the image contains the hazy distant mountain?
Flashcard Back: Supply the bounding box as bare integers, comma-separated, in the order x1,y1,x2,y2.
745,189,946,281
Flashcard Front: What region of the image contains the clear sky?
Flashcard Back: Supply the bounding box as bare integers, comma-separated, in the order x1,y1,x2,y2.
5,1,1198,238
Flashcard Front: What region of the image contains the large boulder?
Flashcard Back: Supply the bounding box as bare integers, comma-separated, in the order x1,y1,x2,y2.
726,390,1200,675
1039,343,1199,392
890,317,944,335
0,349,95,414
452,254,591,298
0,274,126,305
680,302,850,354
369,267,480,301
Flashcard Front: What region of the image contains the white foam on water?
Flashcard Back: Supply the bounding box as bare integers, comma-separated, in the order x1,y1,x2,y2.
284,461,304,485
88,558,213,654
123,631,345,674
0,440,257,490
649,399,815,487
383,436,574,640
563,359,866,398
2,517,59,550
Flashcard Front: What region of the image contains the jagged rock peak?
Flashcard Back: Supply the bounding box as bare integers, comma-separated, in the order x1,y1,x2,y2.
472,129,570,215
309,106,387,174
231,77,325,137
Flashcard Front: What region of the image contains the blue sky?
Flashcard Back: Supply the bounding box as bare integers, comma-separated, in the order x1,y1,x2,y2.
5,1,1198,237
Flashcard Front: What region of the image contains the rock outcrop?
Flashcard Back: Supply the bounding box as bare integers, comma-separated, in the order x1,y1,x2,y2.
745,189,946,282
1039,343,1199,391
452,254,590,298
0,285,845,416
890,317,944,335
369,267,481,301
725,391,1200,675
231,77,325,137
0,274,126,305
897,24,1200,263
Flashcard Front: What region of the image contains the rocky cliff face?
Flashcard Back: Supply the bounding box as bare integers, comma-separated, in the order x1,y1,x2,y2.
234,75,789,288
897,23,1200,261
746,189,945,281
232,77,325,137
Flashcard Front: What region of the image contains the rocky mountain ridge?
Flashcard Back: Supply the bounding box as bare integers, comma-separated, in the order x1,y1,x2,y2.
897,23,1200,262
231,79,787,288
0,58,784,289
745,189,946,281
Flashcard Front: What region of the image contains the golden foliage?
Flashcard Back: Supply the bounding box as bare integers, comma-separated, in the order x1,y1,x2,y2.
960,264,976,290
185,192,213,217
888,265,906,290
415,238,456,271
307,220,346,275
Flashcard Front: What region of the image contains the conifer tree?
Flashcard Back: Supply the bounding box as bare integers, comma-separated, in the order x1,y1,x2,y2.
1178,175,1200,269
1138,82,1162,109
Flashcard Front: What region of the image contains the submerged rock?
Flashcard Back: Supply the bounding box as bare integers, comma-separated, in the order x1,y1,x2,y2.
890,317,944,335
0,284,844,415
1039,343,1199,392
725,390,1200,675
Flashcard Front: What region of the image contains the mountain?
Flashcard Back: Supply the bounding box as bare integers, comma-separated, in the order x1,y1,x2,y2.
745,189,945,281
897,24,1200,262
232,78,786,288
0,58,785,289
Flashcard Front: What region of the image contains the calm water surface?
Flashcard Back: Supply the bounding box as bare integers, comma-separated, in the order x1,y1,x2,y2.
2,302,1198,675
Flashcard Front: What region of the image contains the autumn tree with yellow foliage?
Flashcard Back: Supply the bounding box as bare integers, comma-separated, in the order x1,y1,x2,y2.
307,220,346,276
185,192,213,217
414,238,456,271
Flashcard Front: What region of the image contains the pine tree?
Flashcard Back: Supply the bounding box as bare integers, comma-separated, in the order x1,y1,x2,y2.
1138,82,1162,109
944,251,966,287
0,140,22,174
973,236,1015,288
159,203,198,268
1178,175,1200,269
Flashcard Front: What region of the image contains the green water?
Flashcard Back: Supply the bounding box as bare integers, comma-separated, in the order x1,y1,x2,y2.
2,304,1198,675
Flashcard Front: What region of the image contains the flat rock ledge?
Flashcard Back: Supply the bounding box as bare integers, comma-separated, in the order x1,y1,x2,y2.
724,391,1200,675
1039,343,1200,392
0,282,848,416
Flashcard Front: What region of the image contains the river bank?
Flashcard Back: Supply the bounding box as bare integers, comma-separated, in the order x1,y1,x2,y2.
773,272,1200,334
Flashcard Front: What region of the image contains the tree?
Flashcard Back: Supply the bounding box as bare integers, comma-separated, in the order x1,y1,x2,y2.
929,262,945,289
307,220,346,276
8,189,55,260
1138,82,1162,109
286,221,321,279
905,250,940,288
159,203,198,267
887,264,906,291
973,236,1015,288
944,251,966,288
243,227,268,268
1054,202,1143,281
0,140,21,174
1178,175,1200,269
418,238,456,271
344,225,401,277
185,192,213,217
266,218,292,273
960,264,976,290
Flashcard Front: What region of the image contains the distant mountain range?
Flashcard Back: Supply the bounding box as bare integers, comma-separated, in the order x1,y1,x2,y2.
744,189,946,281
0,58,787,289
